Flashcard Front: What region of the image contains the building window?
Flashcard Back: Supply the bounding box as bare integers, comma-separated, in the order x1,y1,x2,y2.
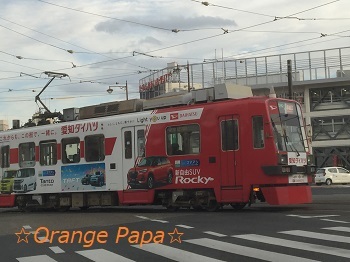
62,137,80,164
40,140,57,166
166,124,200,155
85,134,105,162
0,145,10,168
221,120,239,151
252,116,264,148
19,142,36,167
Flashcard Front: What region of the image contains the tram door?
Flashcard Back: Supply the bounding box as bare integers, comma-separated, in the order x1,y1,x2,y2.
121,126,145,190
219,115,242,187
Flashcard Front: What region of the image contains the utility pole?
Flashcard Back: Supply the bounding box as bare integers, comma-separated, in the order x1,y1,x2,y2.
187,61,191,92
287,60,293,99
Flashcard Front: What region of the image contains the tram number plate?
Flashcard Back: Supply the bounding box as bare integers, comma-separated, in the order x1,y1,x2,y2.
288,174,307,183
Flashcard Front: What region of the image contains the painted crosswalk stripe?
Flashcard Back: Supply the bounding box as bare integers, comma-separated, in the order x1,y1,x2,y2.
280,230,350,243
17,255,57,262
22,225,32,230
185,238,318,262
133,243,225,262
76,249,135,262
324,226,350,233
49,246,65,254
234,234,350,259
203,231,227,237
36,236,50,243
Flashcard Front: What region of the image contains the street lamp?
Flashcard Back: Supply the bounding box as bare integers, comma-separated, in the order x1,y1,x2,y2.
107,81,129,100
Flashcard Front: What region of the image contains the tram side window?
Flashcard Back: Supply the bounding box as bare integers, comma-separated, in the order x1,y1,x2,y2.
124,131,132,159
85,134,105,162
252,116,265,148
137,130,145,157
221,120,239,151
166,124,200,155
19,142,36,167
62,137,80,164
1,145,10,168
39,140,57,166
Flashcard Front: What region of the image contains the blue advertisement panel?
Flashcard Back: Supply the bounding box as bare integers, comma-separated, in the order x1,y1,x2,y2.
61,163,106,191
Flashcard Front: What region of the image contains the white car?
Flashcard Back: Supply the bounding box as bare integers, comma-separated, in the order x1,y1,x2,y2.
315,167,350,185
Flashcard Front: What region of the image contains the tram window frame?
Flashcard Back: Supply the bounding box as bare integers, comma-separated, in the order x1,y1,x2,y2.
39,140,57,166
252,116,265,149
1,145,10,168
85,134,105,162
19,142,36,168
61,137,80,164
221,119,239,151
166,124,200,155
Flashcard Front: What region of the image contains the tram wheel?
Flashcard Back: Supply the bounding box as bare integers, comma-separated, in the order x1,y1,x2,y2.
206,200,219,212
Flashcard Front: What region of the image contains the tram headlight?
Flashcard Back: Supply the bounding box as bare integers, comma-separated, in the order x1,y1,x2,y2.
278,154,288,165
307,155,315,165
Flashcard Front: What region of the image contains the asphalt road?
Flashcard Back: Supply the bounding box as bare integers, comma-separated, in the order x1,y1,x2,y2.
1,185,350,262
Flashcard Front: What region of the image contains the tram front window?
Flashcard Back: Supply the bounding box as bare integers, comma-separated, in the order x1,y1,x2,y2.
269,101,307,153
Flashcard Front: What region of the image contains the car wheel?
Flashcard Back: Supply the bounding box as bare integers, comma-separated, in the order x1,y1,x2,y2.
326,179,332,186
167,171,173,184
147,175,154,189
34,182,37,190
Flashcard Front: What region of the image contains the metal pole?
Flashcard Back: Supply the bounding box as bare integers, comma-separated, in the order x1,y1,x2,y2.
126,80,129,100
287,59,293,99
187,61,190,92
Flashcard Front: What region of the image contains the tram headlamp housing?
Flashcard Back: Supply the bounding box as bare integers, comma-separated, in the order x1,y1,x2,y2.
278,154,288,165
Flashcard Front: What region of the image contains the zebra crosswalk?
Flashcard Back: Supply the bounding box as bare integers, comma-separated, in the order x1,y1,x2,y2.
16,226,350,262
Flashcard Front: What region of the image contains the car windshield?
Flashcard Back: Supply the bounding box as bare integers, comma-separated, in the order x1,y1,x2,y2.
137,157,156,167
3,171,16,178
316,169,325,174
16,168,34,178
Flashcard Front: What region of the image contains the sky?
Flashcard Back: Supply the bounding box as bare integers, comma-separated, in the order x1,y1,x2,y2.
0,0,349,127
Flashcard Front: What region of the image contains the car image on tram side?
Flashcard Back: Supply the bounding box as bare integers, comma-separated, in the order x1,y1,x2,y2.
0,84,316,211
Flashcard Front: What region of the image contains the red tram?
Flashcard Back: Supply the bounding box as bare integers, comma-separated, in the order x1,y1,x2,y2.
0,84,315,211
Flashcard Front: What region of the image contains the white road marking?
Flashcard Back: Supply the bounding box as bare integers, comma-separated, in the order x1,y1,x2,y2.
22,225,32,230
324,226,350,232
133,243,225,262
76,249,135,262
17,255,57,262
176,224,194,229
150,219,169,223
234,234,350,258
185,238,318,262
321,219,350,223
135,215,149,220
280,230,350,243
49,246,65,254
36,236,50,243
203,231,227,237
287,214,339,219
